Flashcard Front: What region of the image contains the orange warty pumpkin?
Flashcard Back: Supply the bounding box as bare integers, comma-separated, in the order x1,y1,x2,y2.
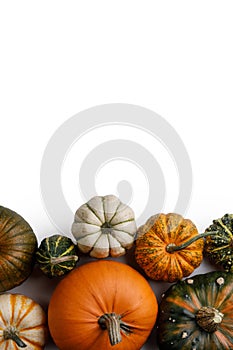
48,260,158,350
135,213,205,282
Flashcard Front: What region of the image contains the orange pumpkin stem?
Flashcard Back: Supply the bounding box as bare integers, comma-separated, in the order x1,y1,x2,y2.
98,313,132,346
166,231,218,253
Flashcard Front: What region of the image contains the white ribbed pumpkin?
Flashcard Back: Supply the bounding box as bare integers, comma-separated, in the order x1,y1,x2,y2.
71,195,137,258
0,294,47,349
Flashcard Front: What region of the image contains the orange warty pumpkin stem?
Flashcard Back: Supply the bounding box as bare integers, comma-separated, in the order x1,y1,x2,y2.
98,313,132,346
166,231,218,253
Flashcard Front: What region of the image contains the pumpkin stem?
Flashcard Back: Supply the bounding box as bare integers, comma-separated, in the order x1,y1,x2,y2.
98,313,132,346
196,306,224,332
50,255,79,265
101,222,112,235
4,327,27,348
166,231,218,253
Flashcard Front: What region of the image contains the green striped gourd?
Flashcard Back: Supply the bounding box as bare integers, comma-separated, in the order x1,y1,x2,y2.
36,234,79,278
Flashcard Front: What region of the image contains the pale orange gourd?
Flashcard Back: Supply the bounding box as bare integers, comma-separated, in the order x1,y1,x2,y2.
0,293,47,349
48,260,158,350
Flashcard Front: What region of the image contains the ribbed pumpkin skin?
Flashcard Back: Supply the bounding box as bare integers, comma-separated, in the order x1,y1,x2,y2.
0,293,47,349
0,206,37,292
48,260,158,350
158,271,233,350
71,195,137,258
135,213,204,282
36,234,79,278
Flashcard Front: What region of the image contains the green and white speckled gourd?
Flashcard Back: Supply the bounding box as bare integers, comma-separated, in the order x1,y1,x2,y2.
158,271,233,350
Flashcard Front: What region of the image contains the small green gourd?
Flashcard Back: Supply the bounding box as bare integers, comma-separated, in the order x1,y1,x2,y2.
204,213,233,272
36,234,79,278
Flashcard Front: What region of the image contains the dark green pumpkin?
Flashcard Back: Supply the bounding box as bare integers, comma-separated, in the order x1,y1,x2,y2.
0,206,37,292
158,271,233,350
36,234,79,278
204,213,233,271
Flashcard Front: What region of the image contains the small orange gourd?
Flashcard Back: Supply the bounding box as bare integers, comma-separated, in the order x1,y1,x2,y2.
48,260,158,350
135,213,211,282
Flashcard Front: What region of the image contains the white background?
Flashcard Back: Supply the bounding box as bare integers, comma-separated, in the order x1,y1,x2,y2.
1,1,233,349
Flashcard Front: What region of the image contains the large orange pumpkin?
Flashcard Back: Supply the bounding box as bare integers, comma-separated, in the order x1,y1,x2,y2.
48,260,158,350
